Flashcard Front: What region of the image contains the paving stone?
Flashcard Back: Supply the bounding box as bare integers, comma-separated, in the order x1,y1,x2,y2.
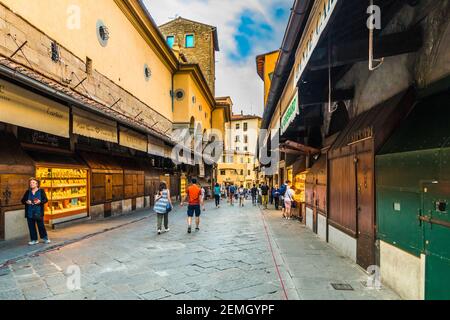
23,286,52,300
141,289,172,300
0,288,25,300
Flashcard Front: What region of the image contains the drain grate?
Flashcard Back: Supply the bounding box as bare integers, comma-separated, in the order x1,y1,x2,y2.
331,283,354,291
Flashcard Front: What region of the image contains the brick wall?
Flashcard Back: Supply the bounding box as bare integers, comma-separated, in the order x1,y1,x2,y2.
159,18,216,95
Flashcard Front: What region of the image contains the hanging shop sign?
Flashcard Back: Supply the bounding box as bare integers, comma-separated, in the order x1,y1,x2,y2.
148,135,167,158
0,79,69,138
17,127,70,150
199,160,205,178
294,0,339,88
119,127,147,152
281,93,299,135
73,109,118,143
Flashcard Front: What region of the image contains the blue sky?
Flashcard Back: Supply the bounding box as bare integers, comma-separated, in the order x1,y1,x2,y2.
144,0,292,116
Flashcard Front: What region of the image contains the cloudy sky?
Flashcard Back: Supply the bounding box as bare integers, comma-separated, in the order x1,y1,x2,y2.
144,0,293,117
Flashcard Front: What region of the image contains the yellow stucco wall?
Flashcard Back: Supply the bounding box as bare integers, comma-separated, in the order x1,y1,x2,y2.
173,73,190,124
264,51,279,106
217,157,256,188
173,72,212,132
211,108,226,139
1,0,174,121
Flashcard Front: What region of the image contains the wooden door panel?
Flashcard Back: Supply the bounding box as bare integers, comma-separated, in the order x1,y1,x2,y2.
356,152,375,269
329,156,357,233
105,175,113,201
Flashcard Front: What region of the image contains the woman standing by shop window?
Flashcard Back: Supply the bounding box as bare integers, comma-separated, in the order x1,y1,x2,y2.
153,182,172,235
21,178,50,245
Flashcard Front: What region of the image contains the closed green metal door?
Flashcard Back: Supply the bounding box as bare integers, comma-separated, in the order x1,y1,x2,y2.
421,181,450,300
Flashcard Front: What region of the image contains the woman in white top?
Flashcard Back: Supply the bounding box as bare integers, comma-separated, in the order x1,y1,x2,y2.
284,185,296,220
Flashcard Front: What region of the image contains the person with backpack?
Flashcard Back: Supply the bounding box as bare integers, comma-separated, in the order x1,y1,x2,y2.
21,178,50,245
260,182,270,209
153,182,172,235
229,183,236,206
181,178,203,233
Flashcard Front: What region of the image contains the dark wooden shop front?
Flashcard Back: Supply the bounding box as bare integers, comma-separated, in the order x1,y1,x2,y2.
119,157,145,210
79,152,124,217
0,132,35,240
327,88,416,269
305,155,327,234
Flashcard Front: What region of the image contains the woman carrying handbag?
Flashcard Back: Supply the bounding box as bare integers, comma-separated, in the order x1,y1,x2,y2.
153,182,172,235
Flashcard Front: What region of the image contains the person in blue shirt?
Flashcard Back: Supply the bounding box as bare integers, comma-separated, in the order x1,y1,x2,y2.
214,183,221,208
272,185,281,210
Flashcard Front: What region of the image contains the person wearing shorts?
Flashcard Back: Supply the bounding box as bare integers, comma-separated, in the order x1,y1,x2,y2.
181,178,203,234
284,185,295,220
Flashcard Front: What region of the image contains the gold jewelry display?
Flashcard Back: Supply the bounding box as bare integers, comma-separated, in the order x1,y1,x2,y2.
36,167,88,216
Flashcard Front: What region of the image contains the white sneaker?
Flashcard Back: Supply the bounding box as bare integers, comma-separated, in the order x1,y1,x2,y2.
158,229,162,235
28,240,38,246
164,228,170,233
44,239,51,244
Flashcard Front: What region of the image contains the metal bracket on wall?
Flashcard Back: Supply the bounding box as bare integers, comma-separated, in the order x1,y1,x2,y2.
73,77,87,90
8,35,33,69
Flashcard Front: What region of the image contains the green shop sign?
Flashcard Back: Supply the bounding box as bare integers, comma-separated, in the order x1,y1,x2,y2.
281,93,299,134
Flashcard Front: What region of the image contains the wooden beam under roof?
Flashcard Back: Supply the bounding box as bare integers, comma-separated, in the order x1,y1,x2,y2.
309,26,423,71
282,141,321,155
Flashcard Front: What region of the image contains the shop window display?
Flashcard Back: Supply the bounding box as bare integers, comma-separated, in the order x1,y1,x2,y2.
294,171,307,204
36,167,88,218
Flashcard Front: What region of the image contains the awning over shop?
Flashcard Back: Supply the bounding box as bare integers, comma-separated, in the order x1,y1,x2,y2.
78,152,123,174
73,109,118,144
119,126,148,153
26,150,87,169
280,140,320,156
0,132,35,175
148,135,168,158
118,156,145,174
329,87,416,156
0,79,69,138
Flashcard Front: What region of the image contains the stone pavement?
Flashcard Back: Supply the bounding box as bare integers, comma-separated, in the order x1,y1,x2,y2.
262,209,401,300
0,199,400,300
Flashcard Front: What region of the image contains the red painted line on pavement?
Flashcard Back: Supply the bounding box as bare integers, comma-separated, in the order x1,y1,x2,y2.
259,207,289,300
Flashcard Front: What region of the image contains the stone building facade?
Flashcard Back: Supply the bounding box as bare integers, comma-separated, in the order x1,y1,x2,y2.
159,17,219,95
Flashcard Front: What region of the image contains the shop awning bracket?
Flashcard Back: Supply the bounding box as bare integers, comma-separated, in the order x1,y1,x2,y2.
73,77,87,90
8,36,33,69
71,72,92,99
108,93,122,109
134,111,143,119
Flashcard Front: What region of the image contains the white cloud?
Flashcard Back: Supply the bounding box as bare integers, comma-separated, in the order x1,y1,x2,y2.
144,0,291,117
